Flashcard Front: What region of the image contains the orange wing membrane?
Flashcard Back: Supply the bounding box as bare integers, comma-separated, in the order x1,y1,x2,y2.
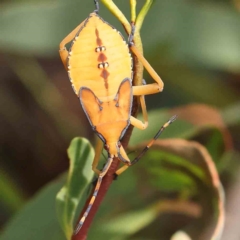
80,78,132,155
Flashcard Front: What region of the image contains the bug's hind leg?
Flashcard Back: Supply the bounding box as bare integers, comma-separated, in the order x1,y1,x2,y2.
115,116,177,176
59,21,85,70
130,94,148,130
115,146,131,176
128,22,164,94
130,44,164,93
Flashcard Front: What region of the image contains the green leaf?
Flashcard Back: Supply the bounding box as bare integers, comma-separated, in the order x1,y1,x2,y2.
0,136,94,240
141,150,203,196
0,175,66,240
149,166,197,193
133,139,225,240
56,137,94,240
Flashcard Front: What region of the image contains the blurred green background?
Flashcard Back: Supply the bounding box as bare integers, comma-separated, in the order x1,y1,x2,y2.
1,0,240,239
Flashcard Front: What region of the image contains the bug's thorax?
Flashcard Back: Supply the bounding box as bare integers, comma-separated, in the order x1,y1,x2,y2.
68,12,132,99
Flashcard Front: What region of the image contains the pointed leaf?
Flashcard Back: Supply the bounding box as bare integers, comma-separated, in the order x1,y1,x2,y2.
56,137,94,239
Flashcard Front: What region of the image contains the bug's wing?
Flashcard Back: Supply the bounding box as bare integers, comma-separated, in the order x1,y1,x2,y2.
116,78,132,140
80,79,132,143
117,78,132,116
79,87,101,127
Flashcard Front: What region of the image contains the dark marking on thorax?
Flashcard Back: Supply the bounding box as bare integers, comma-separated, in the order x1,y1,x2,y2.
98,53,107,62
95,28,110,90
95,29,103,46
100,69,109,89
101,69,110,80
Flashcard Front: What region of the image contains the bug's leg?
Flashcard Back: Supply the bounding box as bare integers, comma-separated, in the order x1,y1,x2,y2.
59,21,85,70
130,79,149,130
132,83,162,96
131,44,164,93
115,146,131,175
74,156,113,235
130,94,148,129
116,115,177,176
131,45,164,95
92,138,104,175
128,23,164,95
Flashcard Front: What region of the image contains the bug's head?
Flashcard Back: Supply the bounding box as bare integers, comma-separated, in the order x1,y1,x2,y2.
104,142,121,157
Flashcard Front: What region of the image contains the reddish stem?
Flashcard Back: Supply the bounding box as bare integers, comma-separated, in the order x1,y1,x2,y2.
71,121,136,240
71,157,120,240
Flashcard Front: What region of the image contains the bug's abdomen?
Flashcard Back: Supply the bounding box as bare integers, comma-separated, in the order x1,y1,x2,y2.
68,13,132,99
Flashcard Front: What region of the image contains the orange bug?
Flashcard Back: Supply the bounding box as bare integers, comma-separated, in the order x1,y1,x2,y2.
59,0,176,234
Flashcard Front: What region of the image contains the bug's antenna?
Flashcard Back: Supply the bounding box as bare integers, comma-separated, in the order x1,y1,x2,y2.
132,115,177,165
118,115,177,166
94,0,99,14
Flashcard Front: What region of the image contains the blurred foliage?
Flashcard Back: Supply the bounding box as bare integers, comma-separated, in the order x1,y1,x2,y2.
0,0,240,239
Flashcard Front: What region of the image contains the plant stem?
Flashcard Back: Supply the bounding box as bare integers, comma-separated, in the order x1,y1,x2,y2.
71,156,121,240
